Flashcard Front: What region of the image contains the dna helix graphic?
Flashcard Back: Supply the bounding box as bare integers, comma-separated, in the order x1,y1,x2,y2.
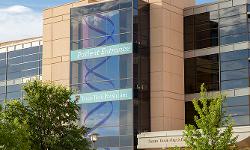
82,13,116,150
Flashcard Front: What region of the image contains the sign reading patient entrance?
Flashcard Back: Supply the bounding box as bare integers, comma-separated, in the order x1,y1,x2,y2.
71,42,132,61
71,88,132,104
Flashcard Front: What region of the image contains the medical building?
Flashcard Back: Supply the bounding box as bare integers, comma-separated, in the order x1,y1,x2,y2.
0,0,250,149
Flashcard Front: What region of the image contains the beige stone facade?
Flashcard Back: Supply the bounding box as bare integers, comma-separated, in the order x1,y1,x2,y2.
149,0,194,131
42,0,100,86
42,0,195,132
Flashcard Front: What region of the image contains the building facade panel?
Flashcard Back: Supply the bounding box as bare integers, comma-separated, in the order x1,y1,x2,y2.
184,1,250,127
0,38,42,103
149,0,195,132
69,0,150,149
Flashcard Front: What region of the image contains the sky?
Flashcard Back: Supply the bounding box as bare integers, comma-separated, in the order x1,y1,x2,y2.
0,0,215,42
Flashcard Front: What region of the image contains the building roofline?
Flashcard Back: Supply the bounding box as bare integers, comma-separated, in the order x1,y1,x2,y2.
185,1,218,10
43,0,101,11
184,0,230,10
0,36,42,48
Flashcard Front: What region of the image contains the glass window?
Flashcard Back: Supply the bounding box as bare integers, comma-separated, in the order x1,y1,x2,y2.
185,54,220,94
119,54,132,79
195,12,211,24
95,136,119,148
22,68,39,77
219,14,246,27
0,59,7,67
7,72,22,80
120,33,132,43
224,96,249,107
120,125,133,135
119,0,132,9
0,67,6,75
185,101,197,126
248,4,250,12
70,1,148,149
195,38,218,49
120,110,133,126
196,54,219,91
120,135,133,147
220,24,248,37
94,127,120,136
221,60,248,71
184,11,219,50
8,50,23,58
231,115,250,126
22,61,39,70
0,86,6,94
23,47,39,55
224,106,249,116
71,3,132,50
71,55,132,86
220,33,248,45
221,69,248,81
119,8,132,33
195,20,218,31
0,53,6,60
219,5,246,18
7,64,22,73
221,79,249,90
7,84,22,93
79,102,120,128
221,50,248,62
0,93,6,101
6,91,21,100
195,29,218,40
23,54,39,62
0,74,5,81
8,56,22,65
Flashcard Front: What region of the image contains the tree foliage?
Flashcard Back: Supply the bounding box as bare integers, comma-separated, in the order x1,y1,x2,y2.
0,101,31,150
0,80,91,150
183,84,237,150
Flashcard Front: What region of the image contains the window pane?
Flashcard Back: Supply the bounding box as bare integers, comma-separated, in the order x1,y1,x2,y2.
8,50,23,58
220,24,248,37
0,74,5,80
221,50,248,62
8,64,22,73
219,5,246,18
8,56,22,65
224,106,249,116
7,84,22,93
6,91,21,100
220,33,248,45
22,68,39,77
0,86,6,94
23,47,39,55
0,53,6,60
221,69,248,81
119,8,132,33
23,54,39,62
221,60,248,71
224,96,249,107
221,79,249,90
219,14,246,27
7,72,22,80
231,115,250,126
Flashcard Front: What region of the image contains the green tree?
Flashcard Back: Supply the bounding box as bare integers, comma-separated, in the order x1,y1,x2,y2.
0,80,91,150
183,84,237,150
0,102,31,150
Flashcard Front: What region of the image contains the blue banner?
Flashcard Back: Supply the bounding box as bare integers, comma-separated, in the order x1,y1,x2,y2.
71,42,132,61
71,88,133,104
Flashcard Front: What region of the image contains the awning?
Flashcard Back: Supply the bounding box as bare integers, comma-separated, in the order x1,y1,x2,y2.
137,126,250,149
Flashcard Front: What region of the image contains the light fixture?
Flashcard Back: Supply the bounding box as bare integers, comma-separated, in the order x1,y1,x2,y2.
90,133,99,143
